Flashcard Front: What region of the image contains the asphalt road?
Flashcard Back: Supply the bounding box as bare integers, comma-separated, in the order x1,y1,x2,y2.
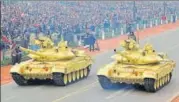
1,28,179,102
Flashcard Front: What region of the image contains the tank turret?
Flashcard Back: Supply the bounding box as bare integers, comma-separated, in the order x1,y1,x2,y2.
20,36,77,61
20,46,75,61
20,46,44,57
113,39,164,65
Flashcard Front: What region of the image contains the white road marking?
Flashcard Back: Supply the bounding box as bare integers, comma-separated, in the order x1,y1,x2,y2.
105,86,131,100
121,89,135,97
52,81,98,102
167,44,179,52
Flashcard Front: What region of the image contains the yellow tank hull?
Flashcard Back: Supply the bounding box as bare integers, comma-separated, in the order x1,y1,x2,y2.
97,60,176,92
10,55,92,86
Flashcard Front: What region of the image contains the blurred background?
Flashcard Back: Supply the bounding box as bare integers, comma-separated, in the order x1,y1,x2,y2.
1,1,179,65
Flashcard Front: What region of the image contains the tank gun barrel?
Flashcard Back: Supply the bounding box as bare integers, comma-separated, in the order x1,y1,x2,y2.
114,49,134,62
19,47,43,57
115,50,127,58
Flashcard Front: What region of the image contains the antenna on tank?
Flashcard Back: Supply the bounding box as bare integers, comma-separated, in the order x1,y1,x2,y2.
61,33,64,41
136,31,140,45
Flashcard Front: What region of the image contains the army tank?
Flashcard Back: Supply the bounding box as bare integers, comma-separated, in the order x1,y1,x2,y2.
97,39,176,92
10,36,93,86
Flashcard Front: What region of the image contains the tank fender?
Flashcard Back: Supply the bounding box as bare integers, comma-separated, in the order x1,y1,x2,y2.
97,67,108,77
10,63,22,74
143,71,157,79
97,63,115,77
10,60,33,74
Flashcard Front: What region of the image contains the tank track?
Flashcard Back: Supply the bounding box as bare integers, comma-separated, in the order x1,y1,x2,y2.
53,65,91,86
144,72,172,92
98,72,172,91
133,84,145,90
11,73,28,86
98,75,119,89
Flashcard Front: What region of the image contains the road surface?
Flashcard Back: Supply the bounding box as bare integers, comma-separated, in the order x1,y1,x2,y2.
1,28,179,102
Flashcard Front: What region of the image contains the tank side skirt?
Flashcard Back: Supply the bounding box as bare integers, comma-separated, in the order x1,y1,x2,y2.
104,61,174,85
64,56,92,74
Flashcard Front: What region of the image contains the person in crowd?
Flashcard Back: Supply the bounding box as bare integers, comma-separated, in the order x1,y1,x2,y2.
172,14,176,23
84,31,90,47
16,46,22,64
127,23,132,34
88,33,96,52
1,1,179,54
11,46,17,65
0,42,5,50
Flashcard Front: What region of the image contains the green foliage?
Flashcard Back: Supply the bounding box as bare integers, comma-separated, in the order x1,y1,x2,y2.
1,57,12,66
1,52,30,66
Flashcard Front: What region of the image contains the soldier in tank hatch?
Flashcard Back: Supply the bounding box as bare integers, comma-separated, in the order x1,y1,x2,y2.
128,32,137,41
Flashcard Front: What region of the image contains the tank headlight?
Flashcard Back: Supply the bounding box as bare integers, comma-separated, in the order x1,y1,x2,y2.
20,68,24,73
44,67,49,71
108,69,112,76
133,71,138,76
113,69,116,73
29,68,32,72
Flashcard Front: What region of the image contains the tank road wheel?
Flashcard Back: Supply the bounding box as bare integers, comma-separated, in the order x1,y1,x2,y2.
168,72,172,82
80,70,84,78
166,75,168,83
53,73,68,86
158,77,164,89
63,74,68,85
11,73,28,86
68,73,72,83
162,77,165,86
98,75,117,89
154,80,158,90
166,73,172,84
84,68,88,77
86,65,91,77
164,75,168,85
76,71,80,80
72,72,76,81
166,74,169,83
156,79,160,89
163,77,166,85
159,78,162,87
144,78,158,92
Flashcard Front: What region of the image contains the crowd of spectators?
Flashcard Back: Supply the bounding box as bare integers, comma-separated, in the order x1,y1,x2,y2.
1,1,179,47
1,1,179,64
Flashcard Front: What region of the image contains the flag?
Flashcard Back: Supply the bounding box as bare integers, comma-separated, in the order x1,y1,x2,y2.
1,35,11,44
